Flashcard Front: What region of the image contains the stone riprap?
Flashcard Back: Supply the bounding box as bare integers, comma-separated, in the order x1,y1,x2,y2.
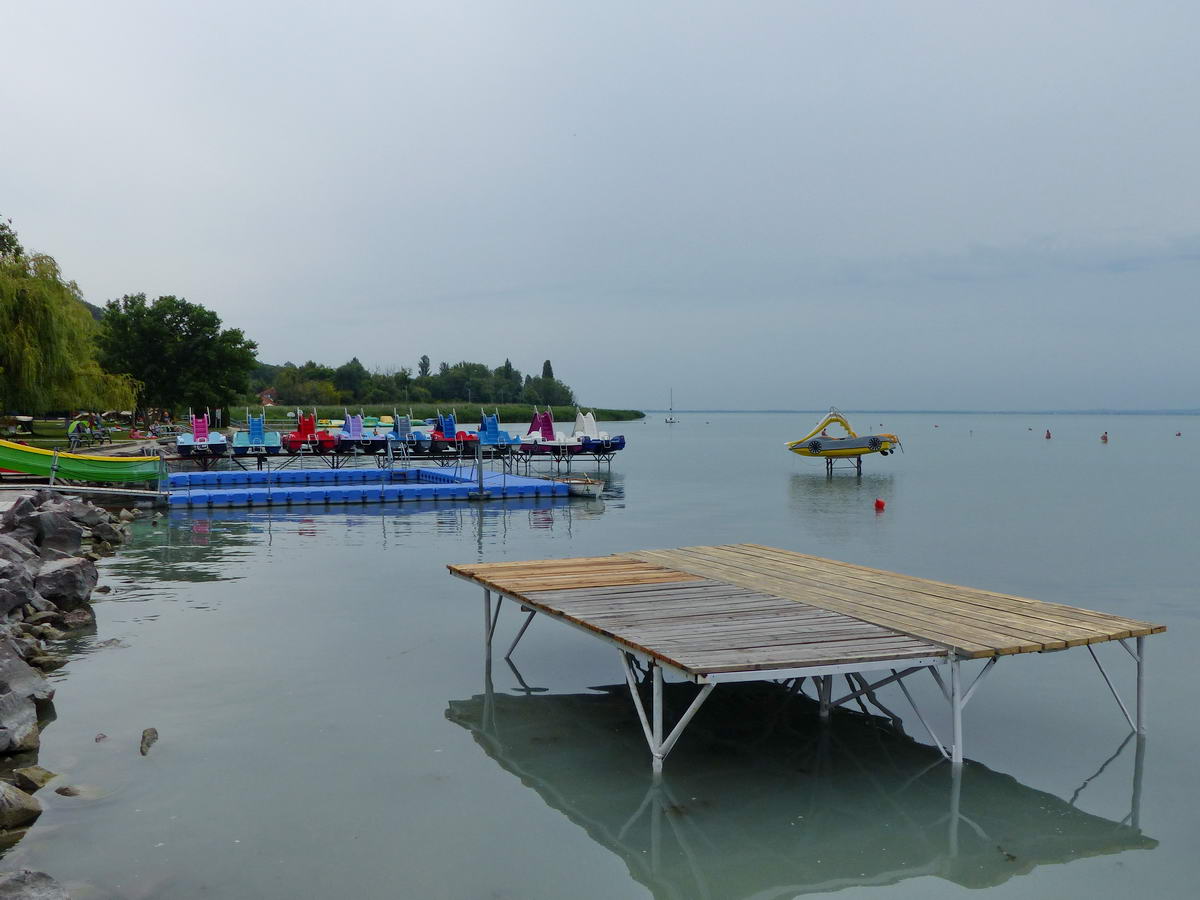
0,490,137,755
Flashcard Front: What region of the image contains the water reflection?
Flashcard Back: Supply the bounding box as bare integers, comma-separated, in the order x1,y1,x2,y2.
153,495,606,556
447,679,1154,898
103,517,266,586
788,472,895,540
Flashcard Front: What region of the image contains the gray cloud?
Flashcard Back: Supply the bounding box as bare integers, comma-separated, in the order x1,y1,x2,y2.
3,1,1197,409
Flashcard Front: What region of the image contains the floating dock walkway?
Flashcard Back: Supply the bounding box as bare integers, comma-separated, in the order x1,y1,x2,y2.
449,543,1164,772
168,466,568,508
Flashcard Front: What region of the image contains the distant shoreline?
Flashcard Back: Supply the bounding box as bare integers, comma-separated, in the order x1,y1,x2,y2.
643,409,1200,416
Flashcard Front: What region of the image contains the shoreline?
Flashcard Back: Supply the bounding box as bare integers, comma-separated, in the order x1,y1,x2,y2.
0,489,145,894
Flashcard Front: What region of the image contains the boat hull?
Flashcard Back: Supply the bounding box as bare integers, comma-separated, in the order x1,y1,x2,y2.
579,435,625,453
786,433,899,458
283,434,336,454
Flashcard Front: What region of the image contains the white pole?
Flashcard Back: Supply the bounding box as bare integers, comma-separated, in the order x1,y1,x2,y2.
950,655,963,767
1136,636,1145,734
652,664,664,773
477,436,484,498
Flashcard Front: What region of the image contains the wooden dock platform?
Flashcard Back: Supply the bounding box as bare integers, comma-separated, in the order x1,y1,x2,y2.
450,544,1164,771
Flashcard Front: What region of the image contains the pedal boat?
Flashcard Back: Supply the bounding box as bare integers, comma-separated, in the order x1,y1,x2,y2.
786,409,900,458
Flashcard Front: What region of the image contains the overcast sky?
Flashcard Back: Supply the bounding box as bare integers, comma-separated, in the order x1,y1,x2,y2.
3,1,1197,410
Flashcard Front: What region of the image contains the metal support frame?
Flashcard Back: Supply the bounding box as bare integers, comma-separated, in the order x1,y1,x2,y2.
620,652,717,773
469,577,1154,775
505,608,537,660
1090,637,1147,735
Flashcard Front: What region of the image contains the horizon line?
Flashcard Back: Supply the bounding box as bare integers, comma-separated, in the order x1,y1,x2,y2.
638,408,1200,415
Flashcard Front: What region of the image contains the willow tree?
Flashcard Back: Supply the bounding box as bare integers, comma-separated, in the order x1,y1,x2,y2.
0,228,138,414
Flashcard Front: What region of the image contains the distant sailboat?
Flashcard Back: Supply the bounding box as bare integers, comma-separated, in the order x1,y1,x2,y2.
665,389,679,424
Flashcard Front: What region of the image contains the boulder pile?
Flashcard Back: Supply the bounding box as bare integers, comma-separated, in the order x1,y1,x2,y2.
0,491,137,754
0,491,141,893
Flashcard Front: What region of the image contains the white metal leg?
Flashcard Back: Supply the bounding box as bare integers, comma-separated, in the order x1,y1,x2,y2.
961,657,997,707
483,590,494,651
1089,645,1136,732
658,683,716,760
653,665,664,773
949,656,963,766
619,652,655,749
948,761,963,856
894,668,950,760
505,609,537,660
619,652,717,772
1132,735,1145,830
1136,636,1145,735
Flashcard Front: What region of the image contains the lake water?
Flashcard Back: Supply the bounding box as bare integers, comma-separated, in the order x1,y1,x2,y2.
4,412,1198,899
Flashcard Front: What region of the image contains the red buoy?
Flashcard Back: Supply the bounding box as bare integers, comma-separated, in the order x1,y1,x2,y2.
874,498,886,511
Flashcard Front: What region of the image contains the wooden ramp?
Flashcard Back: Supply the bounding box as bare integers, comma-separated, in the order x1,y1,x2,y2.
449,544,1164,771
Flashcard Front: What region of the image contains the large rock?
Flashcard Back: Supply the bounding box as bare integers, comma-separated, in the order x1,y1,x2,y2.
0,561,35,619
31,490,64,507
91,521,124,546
0,782,41,830
0,869,67,899
44,498,105,527
0,497,36,534
58,608,95,630
11,766,56,793
29,513,83,556
33,558,97,612
0,535,36,566
0,642,52,754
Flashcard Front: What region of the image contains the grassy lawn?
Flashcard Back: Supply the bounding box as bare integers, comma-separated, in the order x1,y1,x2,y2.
4,419,139,451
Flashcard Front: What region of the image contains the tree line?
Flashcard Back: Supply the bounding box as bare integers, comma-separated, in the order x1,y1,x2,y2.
1,218,579,419
256,357,575,408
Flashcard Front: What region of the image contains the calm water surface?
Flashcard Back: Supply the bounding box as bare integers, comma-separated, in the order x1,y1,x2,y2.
4,413,1198,899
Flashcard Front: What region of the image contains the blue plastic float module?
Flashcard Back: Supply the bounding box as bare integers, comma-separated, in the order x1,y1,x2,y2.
167,466,565,507
167,468,430,489
171,481,565,507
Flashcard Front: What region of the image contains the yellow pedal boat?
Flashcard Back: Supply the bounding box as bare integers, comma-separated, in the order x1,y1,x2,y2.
786,409,901,458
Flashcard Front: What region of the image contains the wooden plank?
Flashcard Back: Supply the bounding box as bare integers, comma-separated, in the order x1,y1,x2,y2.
473,571,704,594
645,630,917,653
451,556,647,574
734,547,1166,638
450,545,1162,676
669,545,1106,647
525,578,946,668
670,644,945,674
644,546,1081,651
627,549,1007,657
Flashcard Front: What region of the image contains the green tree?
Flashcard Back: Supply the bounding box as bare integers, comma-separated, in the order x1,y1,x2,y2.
0,227,137,413
333,357,370,400
542,359,554,380
493,359,522,403
97,294,258,416
417,354,431,378
0,218,23,258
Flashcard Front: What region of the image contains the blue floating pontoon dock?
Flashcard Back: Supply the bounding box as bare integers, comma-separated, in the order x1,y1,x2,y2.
167,466,568,508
